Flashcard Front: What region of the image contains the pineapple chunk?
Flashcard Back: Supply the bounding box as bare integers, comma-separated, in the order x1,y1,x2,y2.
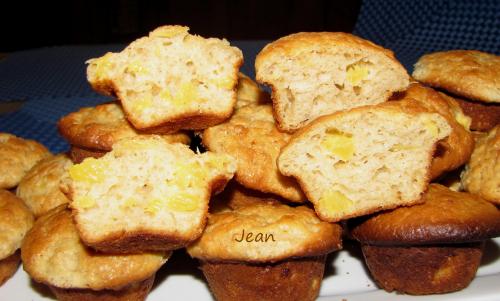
73,196,96,209
346,63,369,85
131,96,153,114
451,107,471,131
318,190,353,214
126,60,148,75
173,161,207,188
145,199,163,215
123,198,138,209
166,193,200,211
423,118,440,138
92,53,114,79
321,129,354,161
211,77,235,90
160,89,172,101
69,158,107,183
172,82,199,107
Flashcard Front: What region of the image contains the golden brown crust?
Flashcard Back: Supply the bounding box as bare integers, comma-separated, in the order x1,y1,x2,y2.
0,190,34,259
49,275,155,301
69,146,107,163
187,202,342,263
454,97,500,131
402,84,475,179
361,243,484,295
200,256,325,301
0,133,51,189
0,251,20,286
58,103,191,151
16,154,73,218
413,50,500,103
203,104,306,202
351,184,500,245
461,125,500,203
256,32,400,72
21,206,168,290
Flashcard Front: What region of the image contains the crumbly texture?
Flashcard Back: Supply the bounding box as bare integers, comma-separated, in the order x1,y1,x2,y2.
361,243,484,295
69,146,107,163
278,100,451,222
69,136,236,253
49,275,155,301
16,154,73,218
351,184,500,245
453,97,500,131
0,190,34,260
87,25,243,132
402,83,474,179
0,252,20,286
58,102,191,151
235,73,270,109
461,125,500,204
0,133,51,189
203,104,306,202
200,256,325,301
255,32,409,132
21,206,168,290
187,202,342,263
413,50,500,103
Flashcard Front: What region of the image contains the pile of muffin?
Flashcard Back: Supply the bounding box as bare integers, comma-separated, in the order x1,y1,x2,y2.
0,25,499,301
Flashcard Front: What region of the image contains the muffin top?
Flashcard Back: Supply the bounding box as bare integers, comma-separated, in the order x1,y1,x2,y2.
0,133,51,189
351,184,500,245
16,154,73,217
0,189,34,260
188,201,342,263
58,103,190,151
21,205,169,290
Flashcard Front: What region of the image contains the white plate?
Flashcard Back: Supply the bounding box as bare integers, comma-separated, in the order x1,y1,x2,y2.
2,238,499,300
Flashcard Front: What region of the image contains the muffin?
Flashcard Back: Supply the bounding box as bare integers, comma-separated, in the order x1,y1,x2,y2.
350,184,500,295
203,104,306,202
0,133,51,189
461,125,500,204
188,201,342,301
402,83,474,179
413,50,500,103
68,136,235,253
21,205,169,301
278,99,451,222
255,32,409,132
0,190,34,285
16,154,73,218
234,73,270,109
87,25,243,132
58,102,191,162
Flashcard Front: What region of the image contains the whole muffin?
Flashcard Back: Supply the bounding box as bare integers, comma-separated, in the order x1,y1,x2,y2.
350,184,500,295
461,125,500,204
58,102,191,163
0,133,51,189
21,205,169,301
188,201,342,301
16,154,73,217
0,190,34,285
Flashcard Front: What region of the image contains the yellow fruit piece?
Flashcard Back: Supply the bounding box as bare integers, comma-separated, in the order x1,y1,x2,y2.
173,161,207,188
321,129,354,161
389,144,416,152
172,82,198,107
318,190,353,214
212,77,235,90
423,119,440,138
93,53,114,79
145,199,163,215
126,60,148,75
131,96,153,114
346,63,369,85
160,89,172,101
118,138,152,151
74,196,96,209
205,155,231,171
123,198,138,209
451,107,471,131
151,26,188,38
166,193,200,211
69,158,106,183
